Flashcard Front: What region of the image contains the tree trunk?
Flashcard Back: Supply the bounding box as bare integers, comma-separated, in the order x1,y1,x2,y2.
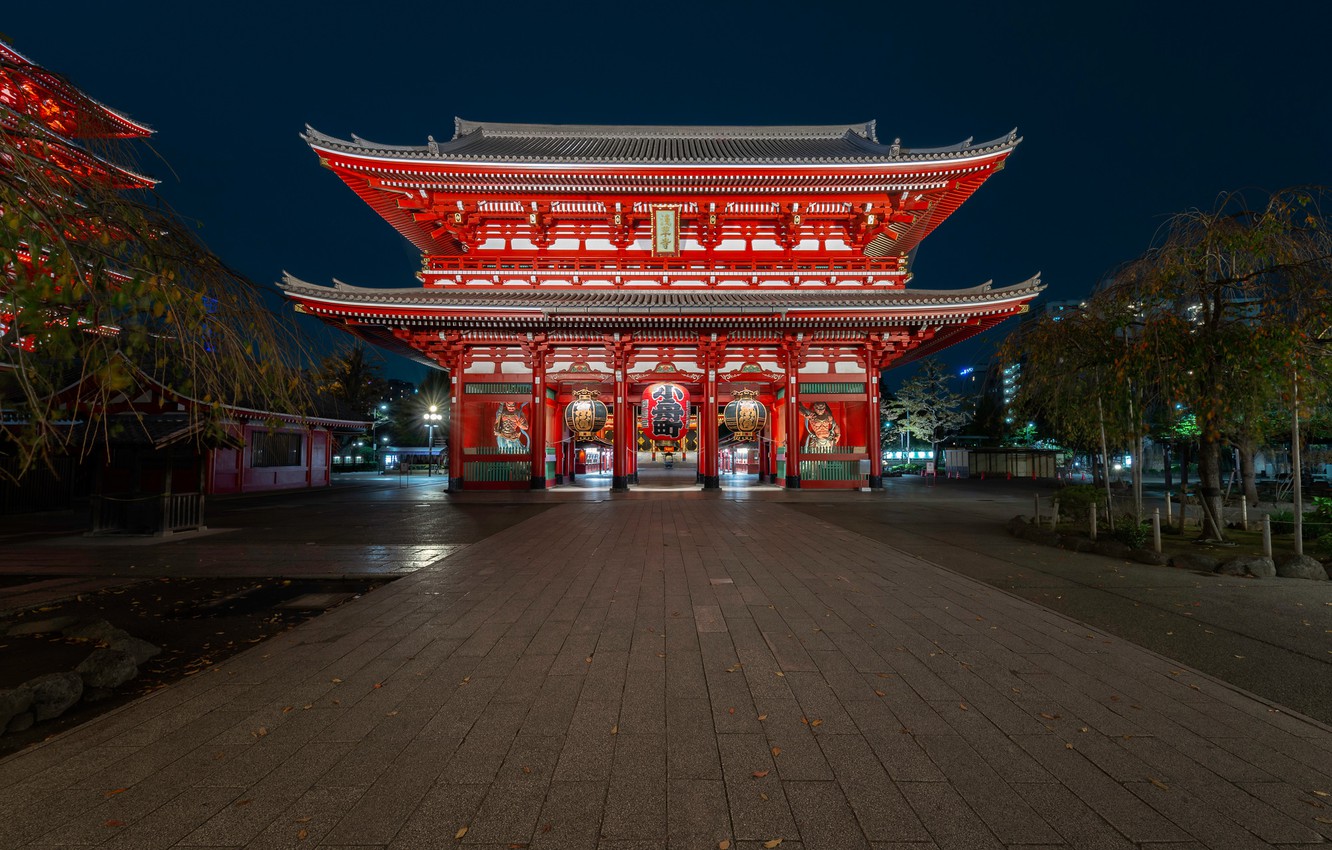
1196,438,1226,540
1163,443,1173,493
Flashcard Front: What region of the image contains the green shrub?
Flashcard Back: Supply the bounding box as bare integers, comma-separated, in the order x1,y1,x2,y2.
1057,484,1106,517
1110,515,1150,548
1268,510,1320,539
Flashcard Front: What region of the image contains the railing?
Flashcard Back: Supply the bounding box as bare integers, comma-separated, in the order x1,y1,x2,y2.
89,492,206,536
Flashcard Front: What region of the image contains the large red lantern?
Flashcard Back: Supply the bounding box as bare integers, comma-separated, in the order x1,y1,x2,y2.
641,381,690,441
723,390,768,441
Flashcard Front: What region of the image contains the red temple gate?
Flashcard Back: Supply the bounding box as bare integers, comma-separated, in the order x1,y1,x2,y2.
281,119,1042,490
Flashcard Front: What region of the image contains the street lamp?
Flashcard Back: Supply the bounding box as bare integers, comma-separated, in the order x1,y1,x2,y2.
424,405,443,476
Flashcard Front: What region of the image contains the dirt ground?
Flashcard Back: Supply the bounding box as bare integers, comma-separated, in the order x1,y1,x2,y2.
0,575,394,756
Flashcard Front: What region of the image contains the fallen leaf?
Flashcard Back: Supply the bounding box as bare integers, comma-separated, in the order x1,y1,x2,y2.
302,703,313,710
103,820,124,828
542,823,552,833
610,725,619,735
1039,713,1059,720
282,706,293,713
331,678,342,684
235,799,253,807
1313,790,1330,797
1316,816,1332,825
774,671,785,677
373,682,384,689
760,792,769,800
763,839,783,848
958,703,968,711
295,817,313,824
810,719,823,727
874,690,886,697
719,841,731,850
1150,777,1169,790
252,727,268,739
1064,743,1074,750
104,788,127,797
771,746,782,757
455,826,468,840
297,828,309,840
757,714,768,721
522,766,533,775
386,710,399,717
586,656,594,664
752,770,770,778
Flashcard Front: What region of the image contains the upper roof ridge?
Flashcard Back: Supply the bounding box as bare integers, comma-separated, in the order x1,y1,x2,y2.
451,118,877,141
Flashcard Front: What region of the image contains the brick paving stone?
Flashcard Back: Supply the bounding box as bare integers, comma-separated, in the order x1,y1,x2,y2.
784,780,869,850
815,735,929,843
897,781,1004,850
915,734,1060,845
666,779,729,850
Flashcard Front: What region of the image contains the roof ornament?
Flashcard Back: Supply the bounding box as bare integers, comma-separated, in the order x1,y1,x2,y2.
889,138,901,158
1008,128,1019,144
962,136,973,149
427,135,439,155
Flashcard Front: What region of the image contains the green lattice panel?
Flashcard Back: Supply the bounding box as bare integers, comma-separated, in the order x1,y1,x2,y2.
798,382,867,395
464,383,532,395
799,460,860,481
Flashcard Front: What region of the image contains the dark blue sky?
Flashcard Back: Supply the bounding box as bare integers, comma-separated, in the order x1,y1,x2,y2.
5,3,1328,384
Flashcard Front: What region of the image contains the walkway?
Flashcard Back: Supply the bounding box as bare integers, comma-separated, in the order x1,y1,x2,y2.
2,497,1331,848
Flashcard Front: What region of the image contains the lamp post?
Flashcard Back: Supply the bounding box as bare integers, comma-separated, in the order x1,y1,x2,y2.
424,406,443,476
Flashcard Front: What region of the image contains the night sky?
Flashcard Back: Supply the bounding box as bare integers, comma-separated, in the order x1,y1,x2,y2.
5,4,1328,384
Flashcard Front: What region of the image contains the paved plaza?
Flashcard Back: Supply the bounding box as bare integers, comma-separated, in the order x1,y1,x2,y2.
2,488,1331,849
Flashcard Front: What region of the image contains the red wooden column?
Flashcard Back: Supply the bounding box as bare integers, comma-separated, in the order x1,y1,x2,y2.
447,366,466,492
529,364,547,489
437,338,469,493
612,366,630,491
780,336,808,488
609,336,633,492
700,337,724,490
785,372,801,488
866,357,883,489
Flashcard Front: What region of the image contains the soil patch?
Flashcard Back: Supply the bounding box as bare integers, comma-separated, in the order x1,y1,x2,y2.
0,575,394,755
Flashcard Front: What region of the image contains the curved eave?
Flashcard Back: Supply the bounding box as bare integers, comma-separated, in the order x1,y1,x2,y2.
0,42,153,138
280,274,1043,330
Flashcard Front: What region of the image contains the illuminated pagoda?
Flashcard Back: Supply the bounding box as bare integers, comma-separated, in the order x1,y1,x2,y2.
281,119,1042,490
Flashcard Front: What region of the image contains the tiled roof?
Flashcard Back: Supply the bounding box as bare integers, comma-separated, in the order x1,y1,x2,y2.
303,119,1020,166
280,274,1043,315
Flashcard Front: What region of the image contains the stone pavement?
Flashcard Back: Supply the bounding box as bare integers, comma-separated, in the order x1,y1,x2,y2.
2,498,1332,849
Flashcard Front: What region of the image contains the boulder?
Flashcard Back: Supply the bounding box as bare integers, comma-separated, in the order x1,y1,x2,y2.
1169,552,1220,572
62,618,131,643
1274,554,1329,581
27,672,83,722
1007,515,1032,535
6,616,79,637
75,649,138,690
1093,540,1133,559
6,712,34,733
0,685,34,731
1215,555,1276,578
108,636,161,665
1130,549,1170,566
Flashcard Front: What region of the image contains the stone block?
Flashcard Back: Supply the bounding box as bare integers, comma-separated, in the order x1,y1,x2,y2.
27,672,83,721
76,648,139,689
1274,554,1329,581
1215,555,1276,578
0,684,34,731
1093,540,1133,559
1129,548,1169,566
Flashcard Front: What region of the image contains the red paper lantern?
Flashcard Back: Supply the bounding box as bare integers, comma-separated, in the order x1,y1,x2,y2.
641,381,690,441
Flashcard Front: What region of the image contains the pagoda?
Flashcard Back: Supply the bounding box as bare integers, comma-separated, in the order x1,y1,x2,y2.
281,119,1042,490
